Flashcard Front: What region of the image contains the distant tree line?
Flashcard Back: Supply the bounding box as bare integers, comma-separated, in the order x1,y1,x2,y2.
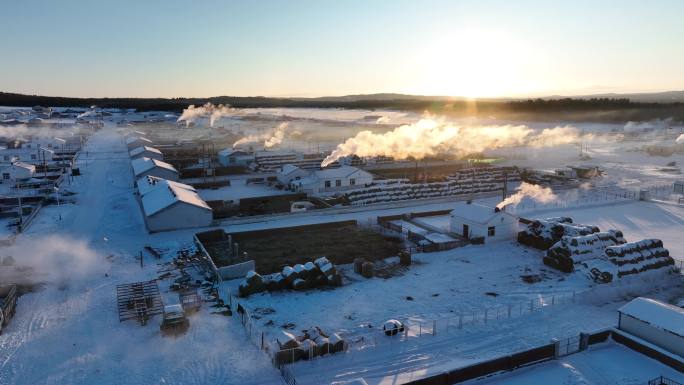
1,92,683,123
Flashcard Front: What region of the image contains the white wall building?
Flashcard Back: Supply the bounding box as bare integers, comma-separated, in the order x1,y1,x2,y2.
291,166,373,196
125,136,153,150
449,202,519,242
20,137,67,151
138,177,212,232
0,148,54,164
276,164,311,186
129,146,163,161
131,157,178,181
1,162,36,182
217,148,254,167
618,297,684,358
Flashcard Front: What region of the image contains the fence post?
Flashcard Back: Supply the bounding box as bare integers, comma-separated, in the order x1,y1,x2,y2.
551,338,560,359
419,322,422,336
530,299,534,312
433,320,437,336
552,295,555,305
458,314,463,329
579,332,589,351
507,304,512,318
484,309,488,324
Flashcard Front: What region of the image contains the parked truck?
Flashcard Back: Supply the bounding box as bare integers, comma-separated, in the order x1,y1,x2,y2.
0,284,17,335
160,304,189,336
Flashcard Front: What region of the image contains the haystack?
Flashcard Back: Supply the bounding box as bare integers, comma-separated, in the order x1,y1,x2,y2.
399,251,411,266
276,330,300,350
329,332,345,353
292,278,309,291
300,339,320,359
383,319,405,336
361,261,374,278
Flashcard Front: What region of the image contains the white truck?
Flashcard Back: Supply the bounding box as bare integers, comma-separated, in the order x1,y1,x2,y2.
0,285,17,335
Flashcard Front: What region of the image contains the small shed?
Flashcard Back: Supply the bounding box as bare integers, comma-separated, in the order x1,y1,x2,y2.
130,146,163,161
618,297,684,357
131,157,179,181
449,202,518,242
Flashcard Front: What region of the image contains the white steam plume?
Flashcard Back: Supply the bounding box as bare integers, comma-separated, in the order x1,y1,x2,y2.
321,118,585,167
676,134,684,144
497,182,558,209
177,103,238,127
233,123,290,149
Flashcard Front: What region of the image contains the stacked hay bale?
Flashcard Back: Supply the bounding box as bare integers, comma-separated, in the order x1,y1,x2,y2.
577,239,675,283
545,230,626,272
361,261,374,278
518,217,600,250
353,258,365,274
239,257,343,297
399,251,412,266
238,271,266,297
274,330,303,365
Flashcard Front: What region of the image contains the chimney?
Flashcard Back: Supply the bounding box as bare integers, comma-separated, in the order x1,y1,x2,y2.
494,206,501,213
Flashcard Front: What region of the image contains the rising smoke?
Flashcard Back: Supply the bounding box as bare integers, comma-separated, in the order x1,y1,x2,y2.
321,118,586,167
233,122,291,149
177,103,239,127
677,134,684,144
496,182,558,209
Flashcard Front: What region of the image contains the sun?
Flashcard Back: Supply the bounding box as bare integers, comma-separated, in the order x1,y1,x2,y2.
409,28,545,98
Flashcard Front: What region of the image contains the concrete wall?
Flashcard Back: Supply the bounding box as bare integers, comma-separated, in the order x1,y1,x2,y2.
619,314,684,357
147,202,212,232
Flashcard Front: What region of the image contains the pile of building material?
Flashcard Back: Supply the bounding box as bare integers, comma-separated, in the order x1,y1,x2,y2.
578,239,676,283
447,166,521,184
238,257,342,297
274,327,345,364
544,230,626,272
517,217,600,250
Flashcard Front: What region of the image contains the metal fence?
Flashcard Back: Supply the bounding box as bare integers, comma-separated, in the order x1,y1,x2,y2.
338,291,577,352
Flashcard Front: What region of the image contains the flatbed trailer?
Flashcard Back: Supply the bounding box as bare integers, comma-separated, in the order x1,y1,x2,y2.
0,284,17,334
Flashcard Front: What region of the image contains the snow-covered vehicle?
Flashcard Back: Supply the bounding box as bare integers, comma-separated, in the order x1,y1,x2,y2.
290,201,315,213
383,319,404,336
160,304,189,335
0,284,17,335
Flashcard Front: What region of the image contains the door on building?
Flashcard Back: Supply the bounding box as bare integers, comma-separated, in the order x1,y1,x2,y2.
462,224,469,239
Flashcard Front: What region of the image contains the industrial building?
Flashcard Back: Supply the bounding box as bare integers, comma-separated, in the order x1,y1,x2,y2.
125,136,153,150
1,162,36,181
129,146,164,161
217,148,254,167
291,166,373,196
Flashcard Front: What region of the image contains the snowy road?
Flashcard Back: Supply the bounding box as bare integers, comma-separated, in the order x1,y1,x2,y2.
0,127,281,385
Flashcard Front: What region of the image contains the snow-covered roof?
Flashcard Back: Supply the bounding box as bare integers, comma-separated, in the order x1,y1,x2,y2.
279,164,304,176
131,157,178,177
218,148,251,157
141,178,211,216
314,166,367,179
450,202,516,225
11,161,36,172
137,175,195,197
619,297,684,337
129,146,162,157
125,136,153,145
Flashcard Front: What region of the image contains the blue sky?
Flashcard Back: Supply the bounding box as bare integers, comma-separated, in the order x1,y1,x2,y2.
1,0,683,98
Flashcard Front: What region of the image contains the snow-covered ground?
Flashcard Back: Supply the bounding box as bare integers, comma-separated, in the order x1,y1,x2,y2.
197,180,289,202
0,126,281,385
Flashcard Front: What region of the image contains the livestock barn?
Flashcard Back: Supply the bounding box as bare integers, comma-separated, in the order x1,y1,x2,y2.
617,297,684,357
449,202,518,242
139,177,212,232
125,136,153,150
129,146,163,161
131,157,179,181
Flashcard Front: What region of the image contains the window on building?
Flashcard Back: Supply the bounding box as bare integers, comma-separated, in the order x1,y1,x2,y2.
31,154,36,160
3,156,8,161
487,226,496,237
324,180,331,188
350,178,356,185
26,144,31,149
2,173,8,180
335,179,342,187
